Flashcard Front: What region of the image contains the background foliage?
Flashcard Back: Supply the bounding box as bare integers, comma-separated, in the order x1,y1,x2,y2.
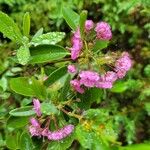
0,0,150,149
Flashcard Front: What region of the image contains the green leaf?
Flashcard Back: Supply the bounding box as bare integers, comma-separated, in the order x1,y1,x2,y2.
31,32,65,46
59,74,71,101
9,106,35,117
44,66,68,86
41,102,59,115
6,133,19,150
75,125,109,150
79,10,87,39
10,77,47,99
119,143,150,150
17,45,30,65
0,11,22,42
144,64,150,77
23,12,30,37
20,132,34,150
29,45,69,64
47,134,74,150
62,7,80,30
93,40,109,53
7,116,29,128
32,28,43,39
111,81,128,93
10,77,35,97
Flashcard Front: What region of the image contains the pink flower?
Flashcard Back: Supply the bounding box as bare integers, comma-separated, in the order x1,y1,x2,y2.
29,126,41,137
85,20,94,32
29,118,41,137
69,28,83,60
70,79,84,94
95,21,112,40
33,99,41,117
48,125,74,141
30,118,40,127
67,65,77,74
79,71,100,87
115,52,132,78
102,71,118,83
96,81,113,89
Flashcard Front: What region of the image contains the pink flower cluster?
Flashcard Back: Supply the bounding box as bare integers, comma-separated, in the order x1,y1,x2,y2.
69,20,112,60
69,28,83,60
29,99,74,140
69,52,132,93
95,21,112,40
29,117,74,140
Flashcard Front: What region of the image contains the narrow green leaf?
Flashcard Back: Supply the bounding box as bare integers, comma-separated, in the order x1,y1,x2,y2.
20,132,34,150
7,116,29,128
93,40,109,53
9,106,35,117
23,12,30,37
62,7,79,30
79,10,87,39
44,66,67,86
31,32,65,46
29,45,69,64
0,11,22,43
17,45,30,65
32,27,43,39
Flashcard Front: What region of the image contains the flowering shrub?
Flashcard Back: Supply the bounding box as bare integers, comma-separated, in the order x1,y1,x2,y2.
0,6,150,150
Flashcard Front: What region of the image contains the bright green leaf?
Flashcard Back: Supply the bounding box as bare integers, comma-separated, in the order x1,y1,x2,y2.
9,106,35,117
31,32,65,46
0,11,22,43
79,10,87,39
17,45,30,65
111,81,128,93
29,45,69,64
23,12,30,37
62,7,79,30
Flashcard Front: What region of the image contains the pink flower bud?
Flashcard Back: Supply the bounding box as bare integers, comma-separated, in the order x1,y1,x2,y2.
70,79,84,94
85,20,94,32
30,118,40,127
33,99,41,117
67,65,77,74
95,21,112,40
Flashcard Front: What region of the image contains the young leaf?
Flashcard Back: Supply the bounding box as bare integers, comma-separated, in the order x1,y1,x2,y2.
23,12,30,37
111,81,128,93
93,40,109,53
30,32,65,46
79,10,87,39
44,66,67,86
62,7,80,30
29,45,69,64
9,106,35,117
7,116,29,128
0,11,22,43
17,45,30,65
